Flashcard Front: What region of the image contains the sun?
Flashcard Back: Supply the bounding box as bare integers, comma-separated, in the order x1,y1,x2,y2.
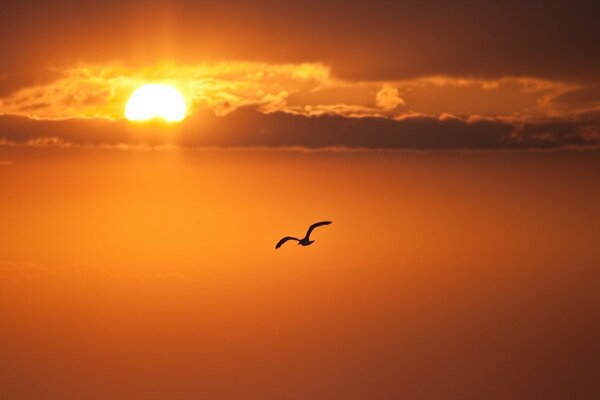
125,84,187,122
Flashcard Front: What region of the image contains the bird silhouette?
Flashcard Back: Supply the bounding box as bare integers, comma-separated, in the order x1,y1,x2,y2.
275,221,332,249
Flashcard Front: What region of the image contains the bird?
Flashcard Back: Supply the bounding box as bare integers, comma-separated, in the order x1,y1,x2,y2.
275,221,332,249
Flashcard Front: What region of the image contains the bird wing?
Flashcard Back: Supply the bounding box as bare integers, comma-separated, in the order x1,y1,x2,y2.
305,220,332,239
275,236,300,249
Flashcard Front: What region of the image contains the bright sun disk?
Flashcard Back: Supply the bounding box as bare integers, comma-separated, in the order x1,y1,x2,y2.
125,84,187,122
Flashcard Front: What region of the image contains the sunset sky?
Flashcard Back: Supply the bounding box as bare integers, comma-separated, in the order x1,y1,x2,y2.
1,1,599,399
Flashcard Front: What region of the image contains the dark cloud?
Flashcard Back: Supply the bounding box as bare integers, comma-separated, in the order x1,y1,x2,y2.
1,0,599,95
182,110,518,150
1,108,598,150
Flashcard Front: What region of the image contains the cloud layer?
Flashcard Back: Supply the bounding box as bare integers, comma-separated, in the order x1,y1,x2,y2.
1,107,598,151
0,61,598,151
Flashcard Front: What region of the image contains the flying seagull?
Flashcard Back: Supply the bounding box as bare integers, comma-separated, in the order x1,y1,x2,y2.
275,221,332,249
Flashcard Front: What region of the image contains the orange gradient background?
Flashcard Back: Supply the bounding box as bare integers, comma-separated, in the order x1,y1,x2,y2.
1,148,599,399
1,1,600,399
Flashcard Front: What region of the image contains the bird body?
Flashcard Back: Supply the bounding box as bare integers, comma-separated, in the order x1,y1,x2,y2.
275,221,331,249
300,239,315,246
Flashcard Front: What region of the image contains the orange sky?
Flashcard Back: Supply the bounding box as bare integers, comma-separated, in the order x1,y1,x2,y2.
1,1,600,399
1,147,599,399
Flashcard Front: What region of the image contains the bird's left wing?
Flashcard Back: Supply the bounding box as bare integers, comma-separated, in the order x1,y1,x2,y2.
275,236,300,249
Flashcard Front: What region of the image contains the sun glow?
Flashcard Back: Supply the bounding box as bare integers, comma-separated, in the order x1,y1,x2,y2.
125,84,187,122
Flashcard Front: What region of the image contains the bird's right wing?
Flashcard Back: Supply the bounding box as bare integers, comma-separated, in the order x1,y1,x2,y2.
275,236,300,249
305,220,332,239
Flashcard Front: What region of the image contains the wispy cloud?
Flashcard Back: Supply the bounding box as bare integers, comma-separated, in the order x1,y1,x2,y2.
0,260,53,282
0,62,589,121
0,260,188,284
